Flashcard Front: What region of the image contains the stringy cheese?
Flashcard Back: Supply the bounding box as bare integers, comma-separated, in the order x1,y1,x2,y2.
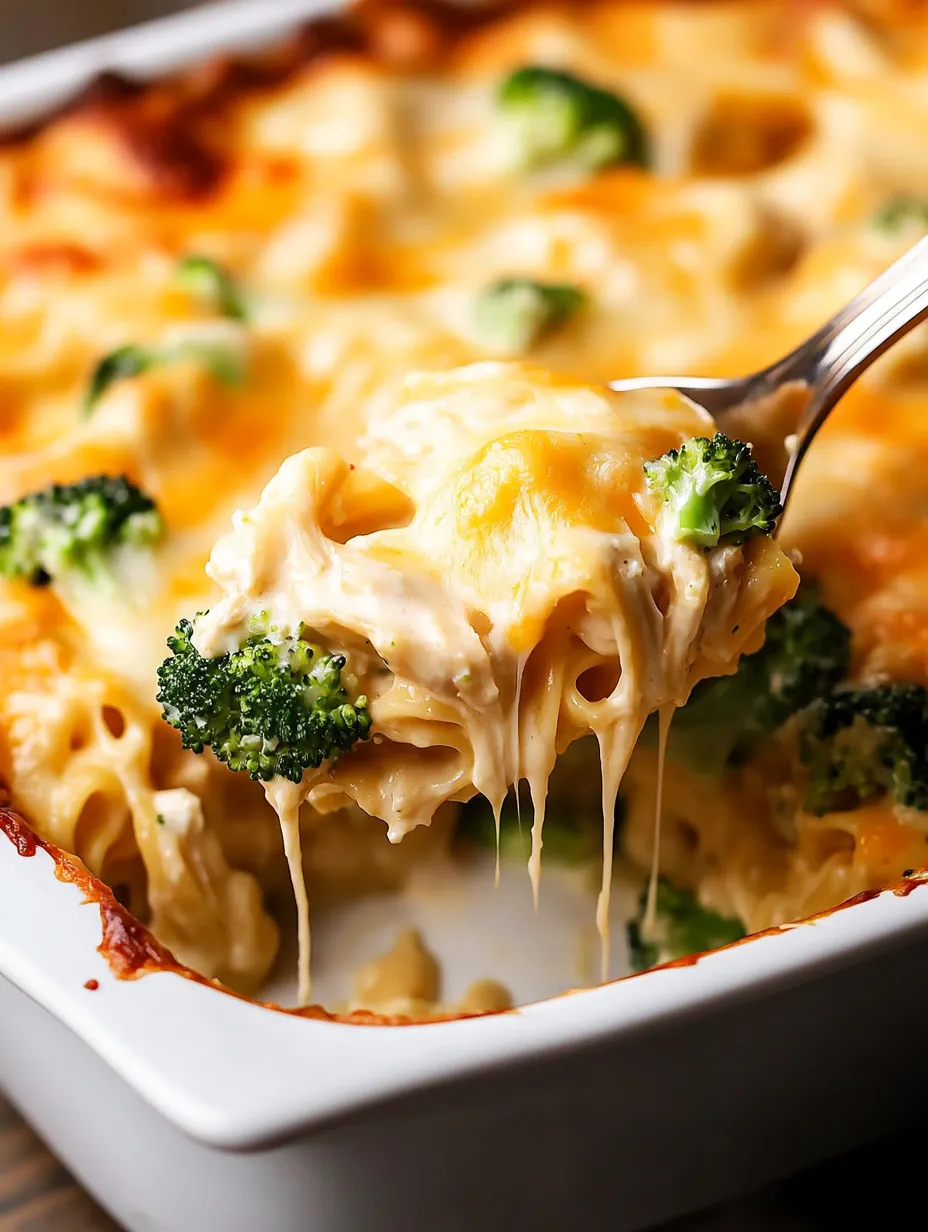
194,364,797,993
1,1,927,998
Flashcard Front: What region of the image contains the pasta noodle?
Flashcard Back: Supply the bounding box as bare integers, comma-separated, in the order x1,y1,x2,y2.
194,365,795,988
0,0,927,1006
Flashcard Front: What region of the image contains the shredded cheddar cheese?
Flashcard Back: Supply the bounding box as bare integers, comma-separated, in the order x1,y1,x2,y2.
1,0,927,1004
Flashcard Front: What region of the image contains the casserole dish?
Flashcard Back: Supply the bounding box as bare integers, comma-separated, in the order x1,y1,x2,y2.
6,804,928,1232
4,3,928,1230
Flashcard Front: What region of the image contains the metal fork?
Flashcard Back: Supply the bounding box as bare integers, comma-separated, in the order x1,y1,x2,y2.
610,233,928,506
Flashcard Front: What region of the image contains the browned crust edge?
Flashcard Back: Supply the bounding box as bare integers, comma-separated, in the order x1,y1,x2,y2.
2,0,927,1014
4,802,927,1022
0,0,532,198
0,804,509,1026
3,0,920,200
632,867,928,978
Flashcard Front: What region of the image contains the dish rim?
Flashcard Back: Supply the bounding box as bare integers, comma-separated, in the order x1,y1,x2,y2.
2,0,928,1155
4,808,928,1151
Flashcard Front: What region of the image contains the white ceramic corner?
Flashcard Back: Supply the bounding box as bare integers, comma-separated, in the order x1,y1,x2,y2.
0,0,325,129
6,823,928,1232
2,820,926,1151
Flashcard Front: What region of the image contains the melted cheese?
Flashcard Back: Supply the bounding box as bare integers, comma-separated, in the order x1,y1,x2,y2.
0,0,926,999
195,364,796,989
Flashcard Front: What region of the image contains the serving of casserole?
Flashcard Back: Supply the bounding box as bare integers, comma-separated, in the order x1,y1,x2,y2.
4,2,928,1229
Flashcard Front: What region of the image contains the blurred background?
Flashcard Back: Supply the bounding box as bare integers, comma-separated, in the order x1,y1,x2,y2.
0,0,204,62
0,2,920,1230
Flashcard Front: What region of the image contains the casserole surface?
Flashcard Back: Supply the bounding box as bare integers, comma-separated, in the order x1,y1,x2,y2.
5,20,928,1232
2,0,928,1020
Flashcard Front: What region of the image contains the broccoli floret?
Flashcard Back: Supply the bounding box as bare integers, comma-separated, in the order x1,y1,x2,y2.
798,682,928,815
473,278,586,352
871,194,928,233
156,616,373,783
626,877,745,973
669,583,852,776
499,65,649,172
84,337,246,415
0,475,163,587
643,431,781,549
176,254,248,322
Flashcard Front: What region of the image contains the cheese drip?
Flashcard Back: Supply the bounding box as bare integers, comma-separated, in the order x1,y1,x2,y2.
595,720,646,980
266,779,313,1005
512,650,527,896
192,364,798,996
642,704,675,944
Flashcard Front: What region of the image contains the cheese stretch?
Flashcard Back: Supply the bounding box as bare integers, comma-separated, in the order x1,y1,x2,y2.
0,1,926,1006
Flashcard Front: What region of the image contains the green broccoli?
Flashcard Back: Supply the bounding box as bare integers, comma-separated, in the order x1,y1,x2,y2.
643,431,781,548
176,254,248,322
0,475,163,588
156,615,373,783
84,345,157,413
473,278,586,352
626,877,745,973
84,337,246,415
668,583,852,776
871,194,928,234
798,682,928,815
499,65,649,172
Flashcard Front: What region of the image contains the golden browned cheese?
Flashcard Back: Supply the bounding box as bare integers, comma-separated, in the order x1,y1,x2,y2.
1,0,928,992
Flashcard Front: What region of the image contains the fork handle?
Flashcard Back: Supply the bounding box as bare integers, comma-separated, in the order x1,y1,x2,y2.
610,238,928,418
609,235,928,503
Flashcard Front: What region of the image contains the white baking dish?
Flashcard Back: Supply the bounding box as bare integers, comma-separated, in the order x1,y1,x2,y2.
4,5,928,1230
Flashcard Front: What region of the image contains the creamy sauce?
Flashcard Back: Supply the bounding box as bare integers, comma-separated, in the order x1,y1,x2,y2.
595,719,645,981
193,366,797,995
355,927,440,1015
512,650,527,894
492,796,503,891
528,781,546,914
353,927,512,1018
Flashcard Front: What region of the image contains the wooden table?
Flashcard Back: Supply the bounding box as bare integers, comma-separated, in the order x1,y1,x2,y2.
0,1088,809,1232
2,1084,913,1232
0,1096,117,1232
